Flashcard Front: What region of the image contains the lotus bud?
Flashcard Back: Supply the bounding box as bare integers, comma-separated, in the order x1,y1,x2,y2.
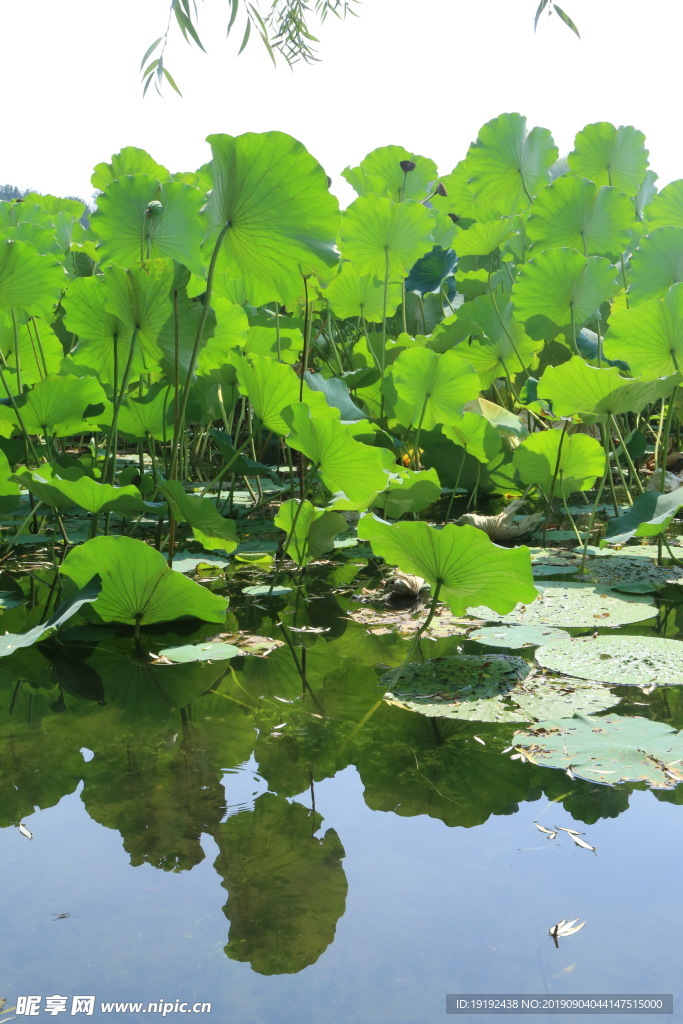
145,200,163,218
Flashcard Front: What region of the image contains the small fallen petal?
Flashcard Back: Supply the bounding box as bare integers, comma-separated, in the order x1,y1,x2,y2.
19,823,32,840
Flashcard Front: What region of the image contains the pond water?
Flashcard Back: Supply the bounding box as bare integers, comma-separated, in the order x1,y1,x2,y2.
2,550,683,1024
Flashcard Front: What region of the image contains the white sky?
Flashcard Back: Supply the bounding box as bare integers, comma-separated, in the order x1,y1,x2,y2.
4,0,681,206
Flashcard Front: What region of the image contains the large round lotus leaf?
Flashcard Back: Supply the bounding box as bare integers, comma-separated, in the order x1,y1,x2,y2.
159,481,238,554
645,179,683,230
512,248,619,331
118,382,174,441
526,176,633,257
452,220,514,257
62,276,135,385
202,132,340,306
384,347,480,429
382,656,617,723
60,536,228,626
442,413,502,465
536,636,683,687
284,404,394,510
468,580,657,627
628,227,683,305
235,354,302,436
453,293,541,387
373,467,441,519
92,175,205,276
514,713,683,788
604,283,683,378
404,244,457,294
342,145,437,202
513,429,604,497
18,375,109,437
158,642,240,663
358,514,537,616
463,113,558,215
537,356,681,420
339,194,435,279
0,318,63,392
602,489,683,546
582,555,683,591
568,123,649,196
91,146,170,190
0,239,65,321
323,264,402,322
12,462,150,517
468,624,570,648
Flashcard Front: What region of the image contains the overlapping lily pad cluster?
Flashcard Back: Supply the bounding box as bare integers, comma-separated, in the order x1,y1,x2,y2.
0,114,682,638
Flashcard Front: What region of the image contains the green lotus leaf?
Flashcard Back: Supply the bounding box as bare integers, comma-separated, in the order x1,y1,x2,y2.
157,641,240,663
235,354,303,435
454,293,542,386
383,347,481,429
118,382,175,441
160,481,238,554
244,320,299,364
538,356,681,420
604,283,683,378
60,536,228,626
339,194,435,279
568,123,648,196
452,219,514,256
582,554,683,590
513,430,604,496
12,462,151,517
383,655,616,723
466,397,529,439
323,263,402,322
274,499,346,566
514,713,683,788
469,624,570,648
430,160,500,222
91,147,170,190
62,276,135,385
303,371,368,422
92,175,205,276
342,145,437,202
404,244,457,295
512,248,619,331
284,403,394,509
442,413,502,464
3,221,61,257
357,515,537,615
526,175,633,257
628,227,683,305
602,490,683,546
18,375,109,436
0,239,64,321
195,298,250,373
373,467,441,518
0,450,19,513
645,179,683,230
170,551,230,574
469,579,657,627
464,113,558,215
536,635,683,687
202,132,339,306
0,577,102,658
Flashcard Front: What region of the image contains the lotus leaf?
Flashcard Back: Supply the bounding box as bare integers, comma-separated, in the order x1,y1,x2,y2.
384,347,480,429
453,220,514,256
203,132,340,306
442,413,502,464
323,264,402,322
13,462,151,517
382,655,616,723
0,577,102,657
526,175,633,257
160,481,238,554
512,248,619,332
404,245,457,294
604,283,683,378
373,467,441,519
274,499,346,567
468,580,657,627
158,642,241,663
91,146,170,190
468,624,570,648
60,536,228,626
18,375,109,436
339,194,435,279
514,713,683,788
342,145,437,202
0,239,65,321
538,357,681,421
464,113,558,215
513,429,604,496
628,227,683,305
454,293,542,386
602,490,683,546
583,555,683,590
645,179,683,230
358,514,537,615
568,123,649,196
535,636,683,687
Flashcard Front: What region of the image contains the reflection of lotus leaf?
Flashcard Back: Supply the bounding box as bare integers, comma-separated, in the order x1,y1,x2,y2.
514,713,683,788
468,580,657,628
536,636,683,687
214,793,347,974
382,655,617,723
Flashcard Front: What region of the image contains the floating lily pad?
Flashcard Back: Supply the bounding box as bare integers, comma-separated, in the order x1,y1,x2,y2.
514,713,683,788
158,642,241,663
530,548,582,577
382,656,617,723
536,636,683,687
582,556,683,592
469,624,570,648
242,585,292,597
171,552,231,574
468,580,657,628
